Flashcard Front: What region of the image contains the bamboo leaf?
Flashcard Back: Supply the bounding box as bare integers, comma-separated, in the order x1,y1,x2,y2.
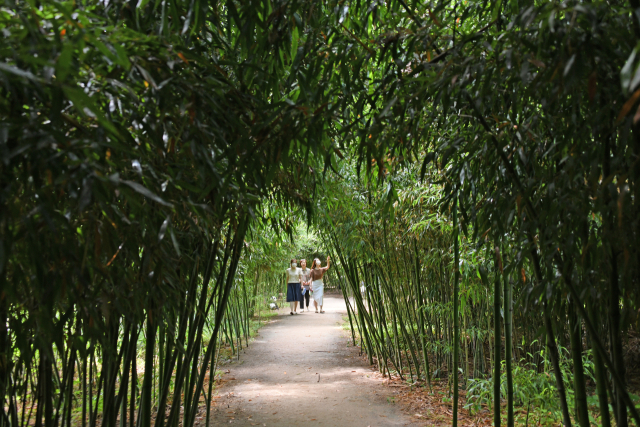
122,180,173,207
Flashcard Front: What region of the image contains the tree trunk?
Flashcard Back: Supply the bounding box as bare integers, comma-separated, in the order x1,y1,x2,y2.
140,310,157,427
452,197,460,427
493,254,501,427
589,303,611,427
608,251,627,427
544,303,572,427
569,299,589,427
503,259,513,427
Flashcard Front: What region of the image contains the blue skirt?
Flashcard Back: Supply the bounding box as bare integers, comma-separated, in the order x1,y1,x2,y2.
287,283,301,302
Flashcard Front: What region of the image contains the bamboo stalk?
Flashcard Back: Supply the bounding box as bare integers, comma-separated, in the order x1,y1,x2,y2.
452,197,460,427
589,303,611,427
569,299,589,427
503,249,513,427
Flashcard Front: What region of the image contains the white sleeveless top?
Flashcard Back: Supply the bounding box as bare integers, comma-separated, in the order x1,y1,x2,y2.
286,267,301,283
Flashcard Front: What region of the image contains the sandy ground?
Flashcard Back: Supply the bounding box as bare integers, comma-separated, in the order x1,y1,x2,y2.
209,294,413,426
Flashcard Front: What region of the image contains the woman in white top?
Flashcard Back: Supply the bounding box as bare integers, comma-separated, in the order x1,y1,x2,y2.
298,259,312,312
285,259,302,315
310,256,330,313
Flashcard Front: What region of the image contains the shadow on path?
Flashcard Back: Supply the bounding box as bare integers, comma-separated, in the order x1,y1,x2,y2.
208,295,412,426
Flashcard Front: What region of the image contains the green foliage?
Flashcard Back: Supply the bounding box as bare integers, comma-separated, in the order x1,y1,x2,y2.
466,349,599,425
3,0,640,425
467,357,560,414
316,0,640,424
0,0,342,424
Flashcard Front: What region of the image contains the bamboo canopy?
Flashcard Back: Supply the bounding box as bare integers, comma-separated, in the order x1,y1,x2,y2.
1,0,640,426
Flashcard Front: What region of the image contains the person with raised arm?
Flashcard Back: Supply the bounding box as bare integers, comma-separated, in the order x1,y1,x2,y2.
310,256,330,313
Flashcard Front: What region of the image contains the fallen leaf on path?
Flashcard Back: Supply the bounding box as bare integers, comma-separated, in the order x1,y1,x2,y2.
272,412,278,415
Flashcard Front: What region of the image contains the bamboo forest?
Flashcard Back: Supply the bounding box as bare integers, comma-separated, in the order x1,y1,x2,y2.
2,0,640,425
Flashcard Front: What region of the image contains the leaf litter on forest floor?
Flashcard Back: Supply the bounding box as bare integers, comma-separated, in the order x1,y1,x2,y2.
362,362,490,427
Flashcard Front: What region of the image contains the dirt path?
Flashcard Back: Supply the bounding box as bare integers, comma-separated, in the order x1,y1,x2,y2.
209,294,413,426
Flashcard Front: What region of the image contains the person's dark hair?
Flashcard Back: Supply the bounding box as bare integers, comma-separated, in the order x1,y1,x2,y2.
290,258,297,266
311,258,320,269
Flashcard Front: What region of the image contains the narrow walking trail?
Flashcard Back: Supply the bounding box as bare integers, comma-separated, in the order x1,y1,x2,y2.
209,294,412,426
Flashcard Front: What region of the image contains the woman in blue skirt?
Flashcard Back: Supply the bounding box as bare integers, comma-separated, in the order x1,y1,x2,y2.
285,259,302,315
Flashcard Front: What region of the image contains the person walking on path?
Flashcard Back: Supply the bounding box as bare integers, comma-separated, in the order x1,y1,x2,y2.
285,259,302,315
310,256,331,313
299,259,311,312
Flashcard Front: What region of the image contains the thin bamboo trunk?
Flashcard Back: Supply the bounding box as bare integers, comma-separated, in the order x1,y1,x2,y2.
608,252,627,427
140,310,157,427
503,259,513,427
452,198,460,427
569,300,589,427
589,303,611,427
66,350,75,427
464,311,469,387
544,302,572,427
603,129,628,427
130,347,136,427
493,252,501,427
82,352,87,427
88,347,94,427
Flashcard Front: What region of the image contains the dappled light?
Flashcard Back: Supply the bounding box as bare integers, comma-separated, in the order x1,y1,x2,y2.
2,0,640,426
